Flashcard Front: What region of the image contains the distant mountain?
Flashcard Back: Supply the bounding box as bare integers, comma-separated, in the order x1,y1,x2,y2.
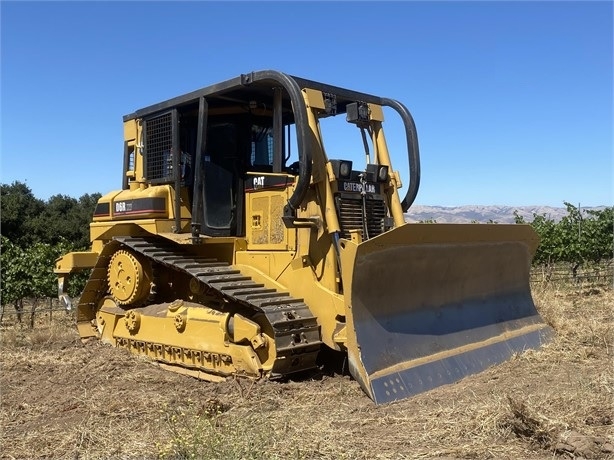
404,205,607,224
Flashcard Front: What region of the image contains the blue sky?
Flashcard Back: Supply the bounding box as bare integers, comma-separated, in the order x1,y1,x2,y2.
1,1,612,207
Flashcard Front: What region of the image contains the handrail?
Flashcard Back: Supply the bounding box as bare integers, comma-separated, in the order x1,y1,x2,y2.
381,98,421,212
241,70,312,217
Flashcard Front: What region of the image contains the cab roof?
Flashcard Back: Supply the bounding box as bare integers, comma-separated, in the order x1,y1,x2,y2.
123,70,386,122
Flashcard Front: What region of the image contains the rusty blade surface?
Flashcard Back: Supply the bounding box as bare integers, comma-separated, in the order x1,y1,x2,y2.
339,223,553,404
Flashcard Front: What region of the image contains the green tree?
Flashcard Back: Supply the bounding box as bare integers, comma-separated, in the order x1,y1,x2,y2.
0,236,29,322
1,182,100,324
0,181,45,246
1,235,85,326
1,182,99,249
30,192,100,248
582,207,614,265
531,214,559,266
515,204,613,276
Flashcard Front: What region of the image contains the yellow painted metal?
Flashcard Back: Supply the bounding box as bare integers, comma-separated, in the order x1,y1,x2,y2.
54,251,99,274
107,249,152,306
338,222,550,403
230,314,269,350
301,195,342,276
94,297,122,341
235,248,346,351
302,88,341,235
92,191,121,222
367,103,385,122
234,253,292,288
349,229,363,245
276,265,346,350
244,173,295,250
93,185,191,230
370,117,405,227
123,119,137,142
123,118,145,187
58,75,553,405
90,185,191,243
302,88,326,110
96,297,275,378
90,220,191,243
77,320,99,339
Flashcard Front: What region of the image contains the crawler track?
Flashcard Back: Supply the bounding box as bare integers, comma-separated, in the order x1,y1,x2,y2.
77,236,322,378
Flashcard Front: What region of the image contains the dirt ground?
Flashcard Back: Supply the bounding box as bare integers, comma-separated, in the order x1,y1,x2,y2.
1,285,612,459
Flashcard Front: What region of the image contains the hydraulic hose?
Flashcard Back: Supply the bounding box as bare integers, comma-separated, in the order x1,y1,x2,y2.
381,98,421,212
242,71,312,216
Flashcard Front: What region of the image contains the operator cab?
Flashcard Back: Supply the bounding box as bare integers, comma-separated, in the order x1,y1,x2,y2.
122,71,419,241
138,97,294,237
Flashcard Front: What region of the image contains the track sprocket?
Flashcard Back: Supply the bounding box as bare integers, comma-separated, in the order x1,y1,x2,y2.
107,249,151,306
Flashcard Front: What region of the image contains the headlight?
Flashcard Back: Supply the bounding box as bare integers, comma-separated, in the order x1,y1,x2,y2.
340,162,352,178
330,159,353,179
366,164,389,183
377,165,389,182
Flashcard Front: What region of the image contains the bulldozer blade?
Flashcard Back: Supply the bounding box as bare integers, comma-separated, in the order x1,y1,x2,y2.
339,223,553,405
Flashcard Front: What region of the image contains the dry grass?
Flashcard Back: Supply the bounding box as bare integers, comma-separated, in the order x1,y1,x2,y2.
534,283,613,354
1,284,612,459
0,313,78,351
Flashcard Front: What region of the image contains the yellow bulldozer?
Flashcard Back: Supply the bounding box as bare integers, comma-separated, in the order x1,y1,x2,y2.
55,70,552,404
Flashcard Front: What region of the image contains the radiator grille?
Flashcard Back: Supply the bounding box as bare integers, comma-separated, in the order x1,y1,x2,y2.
145,113,173,182
336,196,387,240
